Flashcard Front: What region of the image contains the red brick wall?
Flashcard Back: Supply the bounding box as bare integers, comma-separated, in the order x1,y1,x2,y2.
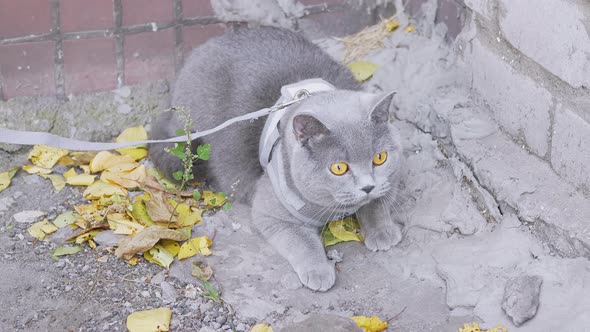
0,0,353,101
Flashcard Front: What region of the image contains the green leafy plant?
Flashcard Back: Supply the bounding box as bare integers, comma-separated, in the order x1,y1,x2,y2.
164,108,211,198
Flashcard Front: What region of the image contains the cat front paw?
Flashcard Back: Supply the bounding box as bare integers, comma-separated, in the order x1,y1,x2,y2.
296,262,336,292
363,225,402,252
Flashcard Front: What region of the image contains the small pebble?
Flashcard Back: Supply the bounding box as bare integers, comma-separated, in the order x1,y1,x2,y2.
216,315,227,324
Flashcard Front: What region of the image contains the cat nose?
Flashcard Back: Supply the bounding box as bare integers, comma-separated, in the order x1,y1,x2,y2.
361,185,375,194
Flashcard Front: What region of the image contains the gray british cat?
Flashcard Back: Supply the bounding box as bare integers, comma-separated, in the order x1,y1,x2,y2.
150,26,404,291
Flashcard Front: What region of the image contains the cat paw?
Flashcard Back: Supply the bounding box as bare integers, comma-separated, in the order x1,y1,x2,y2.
363,225,402,252
296,262,336,292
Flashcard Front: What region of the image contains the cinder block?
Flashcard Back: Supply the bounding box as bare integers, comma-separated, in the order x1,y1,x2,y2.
471,39,552,157
60,0,114,32
0,41,56,98
551,105,590,190
499,0,590,88
0,0,52,39
124,30,175,85
63,37,116,95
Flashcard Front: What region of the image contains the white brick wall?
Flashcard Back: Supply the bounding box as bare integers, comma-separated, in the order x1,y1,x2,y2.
499,0,590,88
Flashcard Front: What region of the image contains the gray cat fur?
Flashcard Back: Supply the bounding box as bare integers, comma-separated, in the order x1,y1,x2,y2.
150,26,405,291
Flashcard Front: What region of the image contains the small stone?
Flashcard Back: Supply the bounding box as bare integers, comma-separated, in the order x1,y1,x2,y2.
151,270,167,285
0,197,16,212
49,226,76,245
216,316,227,325
81,265,90,273
113,86,131,98
236,323,246,331
54,260,66,268
200,302,214,314
199,327,216,332
501,275,543,326
211,322,221,329
160,281,178,303
327,249,343,263
117,104,132,114
65,285,72,292
141,291,150,298
184,284,198,299
13,210,46,224
93,230,126,247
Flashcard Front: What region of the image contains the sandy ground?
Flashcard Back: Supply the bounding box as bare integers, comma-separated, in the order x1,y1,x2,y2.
2,5,590,332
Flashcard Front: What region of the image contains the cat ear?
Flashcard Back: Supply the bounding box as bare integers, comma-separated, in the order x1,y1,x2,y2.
370,91,396,124
292,114,329,145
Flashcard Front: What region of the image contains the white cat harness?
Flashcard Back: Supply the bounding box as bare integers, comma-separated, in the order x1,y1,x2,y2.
259,78,351,226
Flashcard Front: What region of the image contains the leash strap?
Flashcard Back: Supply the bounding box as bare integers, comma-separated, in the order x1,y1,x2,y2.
0,105,276,151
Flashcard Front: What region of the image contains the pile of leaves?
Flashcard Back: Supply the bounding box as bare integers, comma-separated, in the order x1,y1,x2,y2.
2,126,227,270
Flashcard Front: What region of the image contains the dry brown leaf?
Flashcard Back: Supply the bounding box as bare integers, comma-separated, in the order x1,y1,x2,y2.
114,226,187,260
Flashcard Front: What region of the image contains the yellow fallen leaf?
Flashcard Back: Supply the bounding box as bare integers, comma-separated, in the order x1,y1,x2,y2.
28,145,69,169
108,213,144,235
116,126,148,147
0,167,18,193
203,191,227,207
39,174,66,192
22,165,52,175
130,200,155,226
105,162,140,173
63,167,77,179
83,181,128,200
144,240,180,269
352,316,388,332
114,226,188,260
144,189,176,223
348,61,379,82
385,20,400,32
66,174,97,186
178,236,212,260
459,322,507,332
75,230,101,244
126,307,171,332
58,151,97,166
405,25,415,33
89,151,135,173
117,147,148,161
323,217,363,246
251,323,274,332
27,219,58,240
53,211,81,228
114,126,149,161
127,256,139,266
101,164,147,189
80,165,91,173
168,199,203,227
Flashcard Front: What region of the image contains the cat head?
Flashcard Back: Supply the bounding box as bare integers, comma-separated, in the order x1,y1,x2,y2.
282,90,403,213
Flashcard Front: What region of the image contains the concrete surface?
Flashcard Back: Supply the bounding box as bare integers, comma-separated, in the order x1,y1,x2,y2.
1,0,590,331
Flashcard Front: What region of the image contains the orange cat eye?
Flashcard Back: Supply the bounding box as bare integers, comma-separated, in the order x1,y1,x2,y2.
373,151,387,166
330,162,349,175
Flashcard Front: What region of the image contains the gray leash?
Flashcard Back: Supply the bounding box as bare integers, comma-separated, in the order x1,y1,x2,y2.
0,93,309,151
